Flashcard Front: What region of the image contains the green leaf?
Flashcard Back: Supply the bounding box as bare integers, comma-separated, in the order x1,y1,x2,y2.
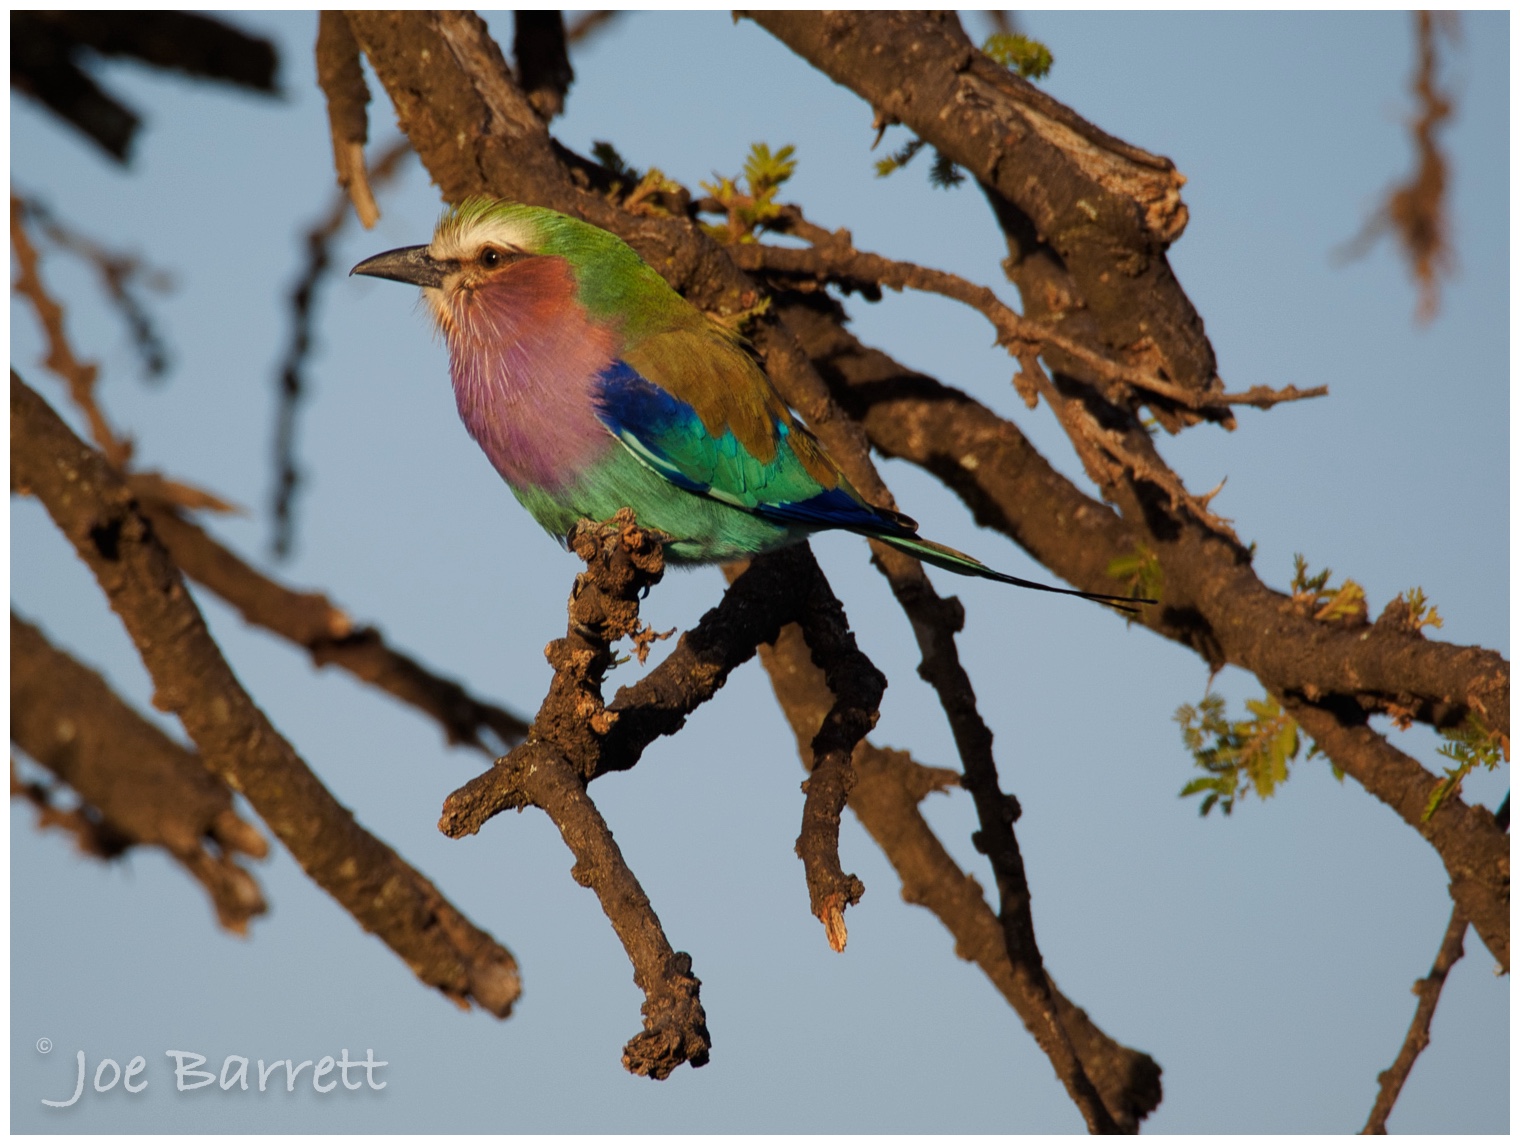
1175,690,1313,816
874,137,925,179
1289,553,1367,623
742,142,797,194
1424,714,1507,820
1395,587,1444,632
982,32,1055,79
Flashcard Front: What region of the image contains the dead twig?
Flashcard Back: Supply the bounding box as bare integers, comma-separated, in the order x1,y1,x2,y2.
752,607,1164,1131
17,195,174,381
11,193,132,468
271,135,411,558
442,511,711,1077
1337,12,1459,322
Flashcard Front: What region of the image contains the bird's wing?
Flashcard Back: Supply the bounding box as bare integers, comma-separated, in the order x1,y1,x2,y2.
594,328,916,536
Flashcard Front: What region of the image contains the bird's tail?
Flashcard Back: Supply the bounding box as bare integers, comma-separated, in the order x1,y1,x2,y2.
875,534,1152,612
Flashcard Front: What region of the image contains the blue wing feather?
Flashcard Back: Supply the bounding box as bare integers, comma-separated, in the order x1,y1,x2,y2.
592,361,915,536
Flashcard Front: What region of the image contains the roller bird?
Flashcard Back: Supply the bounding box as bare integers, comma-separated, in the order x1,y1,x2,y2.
353,198,1142,609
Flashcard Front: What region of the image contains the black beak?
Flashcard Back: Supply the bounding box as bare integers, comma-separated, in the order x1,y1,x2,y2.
350,245,457,288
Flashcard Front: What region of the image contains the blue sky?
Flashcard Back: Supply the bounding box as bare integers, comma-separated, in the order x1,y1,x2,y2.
10,11,1508,1133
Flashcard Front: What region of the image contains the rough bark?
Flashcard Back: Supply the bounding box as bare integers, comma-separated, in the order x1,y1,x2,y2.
742,10,1220,426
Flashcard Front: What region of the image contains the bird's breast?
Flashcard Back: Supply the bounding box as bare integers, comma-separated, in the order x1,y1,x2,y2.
443,259,621,492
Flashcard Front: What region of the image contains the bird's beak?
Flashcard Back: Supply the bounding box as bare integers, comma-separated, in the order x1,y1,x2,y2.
350,245,457,288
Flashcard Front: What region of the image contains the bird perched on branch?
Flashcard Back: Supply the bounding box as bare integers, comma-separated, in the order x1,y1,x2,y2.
353,198,1140,608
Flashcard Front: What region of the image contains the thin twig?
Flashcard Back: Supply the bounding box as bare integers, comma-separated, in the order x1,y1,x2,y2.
565,11,619,45
735,219,1325,418
18,195,173,381
11,194,132,468
1361,795,1505,1133
751,608,1163,1130
790,559,883,951
1361,904,1468,1133
271,136,411,558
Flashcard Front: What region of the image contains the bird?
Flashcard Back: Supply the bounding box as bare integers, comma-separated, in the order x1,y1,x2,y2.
352,198,1144,609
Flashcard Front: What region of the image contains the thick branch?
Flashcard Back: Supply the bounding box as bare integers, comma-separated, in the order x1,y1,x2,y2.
744,11,1219,416
776,292,1509,740
12,610,268,932
773,292,1510,965
12,11,276,161
495,743,711,1079
11,371,521,1017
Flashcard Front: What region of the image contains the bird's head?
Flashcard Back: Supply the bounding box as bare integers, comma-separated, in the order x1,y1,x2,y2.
353,199,679,346
350,200,558,338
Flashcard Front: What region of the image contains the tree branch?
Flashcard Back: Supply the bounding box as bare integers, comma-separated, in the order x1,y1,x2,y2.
742,10,1220,422
773,291,1510,968
315,11,379,227
1361,907,1466,1132
1362,797,1506,1133
776,292,1508,737
12,193,131,468
11,11,277,161
753,612,1155,1131
272,135,412,558
11,370,521,1017
442,511,711,1078
12,610,268,932
733,227,1323,415
512,11,574,120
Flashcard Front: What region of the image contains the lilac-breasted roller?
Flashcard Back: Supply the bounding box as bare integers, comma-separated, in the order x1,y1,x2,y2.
353,199,1139,608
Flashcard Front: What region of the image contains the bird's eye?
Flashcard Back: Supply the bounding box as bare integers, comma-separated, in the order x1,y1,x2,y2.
480,247,502,269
